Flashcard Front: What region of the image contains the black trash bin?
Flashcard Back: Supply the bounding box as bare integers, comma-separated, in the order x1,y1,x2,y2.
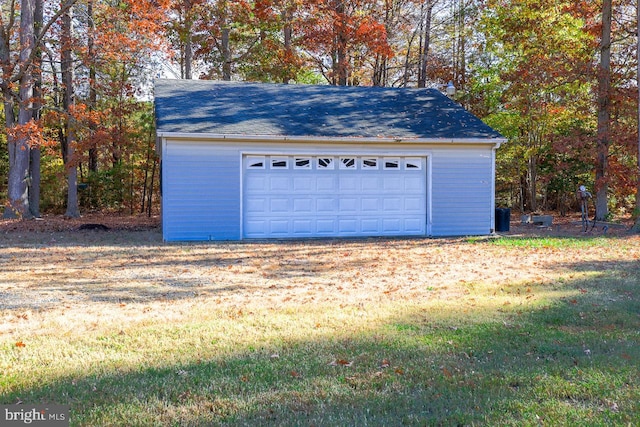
495,208,511,232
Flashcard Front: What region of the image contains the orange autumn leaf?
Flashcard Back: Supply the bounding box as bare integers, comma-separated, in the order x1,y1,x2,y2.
15,341,26,348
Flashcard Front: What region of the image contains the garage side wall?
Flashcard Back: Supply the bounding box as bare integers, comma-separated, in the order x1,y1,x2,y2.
162,139,241,241
430,146,494,236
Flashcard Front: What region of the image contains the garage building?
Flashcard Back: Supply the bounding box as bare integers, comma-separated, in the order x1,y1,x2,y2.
154,79,506,241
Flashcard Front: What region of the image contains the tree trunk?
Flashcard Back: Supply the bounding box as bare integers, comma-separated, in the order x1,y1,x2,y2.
527,154,538,212
282,8,293,84
634,2,640,233
334,1,348,86
147,158,157,217
29,0,44,218
418,0,434,88
4,0,36,219
184,3,193,80
222,27,231,81
88,0,98,173
62,4,79,218
595,0,612,221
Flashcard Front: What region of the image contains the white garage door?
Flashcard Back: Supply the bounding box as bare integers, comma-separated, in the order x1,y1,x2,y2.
242,155,427,238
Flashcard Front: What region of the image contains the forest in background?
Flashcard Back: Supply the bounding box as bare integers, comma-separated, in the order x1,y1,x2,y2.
1,0,639,226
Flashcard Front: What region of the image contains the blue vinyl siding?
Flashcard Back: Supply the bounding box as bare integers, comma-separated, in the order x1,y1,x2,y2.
162,141,240,241
430,148,494,236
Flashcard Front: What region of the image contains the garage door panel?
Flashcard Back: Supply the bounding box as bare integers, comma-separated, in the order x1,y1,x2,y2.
316,219,336,233
293,198,313,212
269,220,289,234
245,220,267,236
405,177,423,191
361,219,380,232
382,218,402,233
361,176,380,191
270,198,289,213
339,219,358,233
269,177,290,191
405,197,423,211
339,198,358,213
383,177,403,191
244,155,426,238
339,176,358,191
245,176,267,191
294,177,314,191
405,218,424,232
383,198,402,211
246,198,266,212
317,177,337,191
317,198,336,212
361,198,379,212
293,220,313,234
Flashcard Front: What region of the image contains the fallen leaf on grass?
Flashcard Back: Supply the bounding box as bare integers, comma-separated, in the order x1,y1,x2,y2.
380,359,390,369
394,368,405,375
442,367,453,378
290,370,302,378
15,341,26,348
329,359,353,367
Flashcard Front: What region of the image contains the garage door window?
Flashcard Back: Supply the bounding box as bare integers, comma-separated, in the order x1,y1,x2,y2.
271,157,289,168
340,157,356,169
295,158,311,169
362,158,378,169
383,158,400,169
318,158,334,169
247,156,265,169
405,158,422,170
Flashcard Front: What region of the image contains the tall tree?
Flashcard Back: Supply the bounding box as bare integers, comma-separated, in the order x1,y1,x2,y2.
634,1,640,232
595,0,612,221
249,0,305,83
167,0,206,79
301,0,392,85
480,0,594,212
1,0,76,218
29,0,44,218
417,0,436,88
4,0,36,219
61,2,79,217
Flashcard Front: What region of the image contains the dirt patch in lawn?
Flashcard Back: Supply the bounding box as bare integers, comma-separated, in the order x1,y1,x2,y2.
0,212,161,233
1,212,638,338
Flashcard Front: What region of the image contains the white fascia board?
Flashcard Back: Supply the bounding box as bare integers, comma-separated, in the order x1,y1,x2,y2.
156,132,507,147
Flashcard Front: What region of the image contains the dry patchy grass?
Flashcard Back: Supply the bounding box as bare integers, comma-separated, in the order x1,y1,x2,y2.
2,218,635,339
0,212,638,339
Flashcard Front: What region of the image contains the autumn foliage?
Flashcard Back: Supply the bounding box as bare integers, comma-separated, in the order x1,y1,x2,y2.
0,0,639,219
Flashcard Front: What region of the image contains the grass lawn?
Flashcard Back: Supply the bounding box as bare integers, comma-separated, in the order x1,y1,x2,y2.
0,225,639,426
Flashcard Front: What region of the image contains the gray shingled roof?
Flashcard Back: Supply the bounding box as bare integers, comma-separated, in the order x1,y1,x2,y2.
154,79,503,141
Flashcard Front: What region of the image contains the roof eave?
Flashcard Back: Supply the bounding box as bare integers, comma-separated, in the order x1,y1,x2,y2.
156,132,507,147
